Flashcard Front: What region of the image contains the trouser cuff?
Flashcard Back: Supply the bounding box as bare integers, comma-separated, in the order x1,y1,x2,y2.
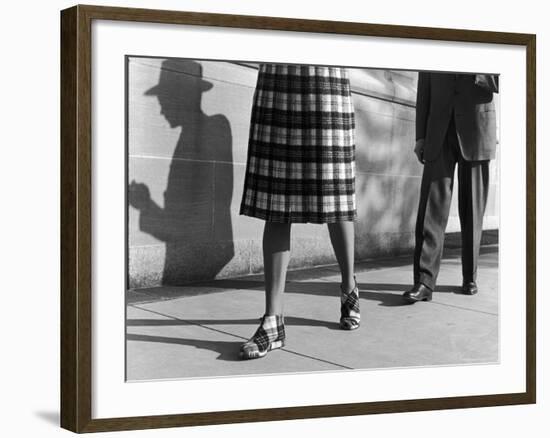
418,273,435,291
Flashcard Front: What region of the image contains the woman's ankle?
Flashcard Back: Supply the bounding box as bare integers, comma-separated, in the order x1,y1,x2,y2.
341,276,357,293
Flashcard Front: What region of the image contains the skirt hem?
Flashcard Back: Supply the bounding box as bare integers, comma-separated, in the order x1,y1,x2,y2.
239,209,357,224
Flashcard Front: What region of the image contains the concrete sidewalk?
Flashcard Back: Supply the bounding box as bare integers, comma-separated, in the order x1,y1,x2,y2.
126,245,499,381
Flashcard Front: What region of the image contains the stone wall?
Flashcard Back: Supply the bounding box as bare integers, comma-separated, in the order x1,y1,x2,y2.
127,58,499,288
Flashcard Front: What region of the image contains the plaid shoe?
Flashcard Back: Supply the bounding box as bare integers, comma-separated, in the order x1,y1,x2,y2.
340,278,360,330
240,314,286,360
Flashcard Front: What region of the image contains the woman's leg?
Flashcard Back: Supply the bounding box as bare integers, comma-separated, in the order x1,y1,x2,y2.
240,221,290,359
329,221,360,330
327,221,355,291
263,221,292,315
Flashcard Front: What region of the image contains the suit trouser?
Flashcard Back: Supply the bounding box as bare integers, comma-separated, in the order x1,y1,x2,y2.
414,119,490,290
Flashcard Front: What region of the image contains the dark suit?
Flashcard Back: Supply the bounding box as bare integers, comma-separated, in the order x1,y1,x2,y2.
414,72,498,290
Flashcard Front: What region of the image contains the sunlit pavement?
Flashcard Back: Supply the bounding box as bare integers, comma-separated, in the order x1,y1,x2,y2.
126,244,498,381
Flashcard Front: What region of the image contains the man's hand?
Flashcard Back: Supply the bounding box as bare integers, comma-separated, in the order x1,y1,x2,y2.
414,139,425,164
128,180,152,210
475,74,499,93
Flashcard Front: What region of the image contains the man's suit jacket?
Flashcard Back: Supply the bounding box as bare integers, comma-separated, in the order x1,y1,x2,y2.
416,72,499,162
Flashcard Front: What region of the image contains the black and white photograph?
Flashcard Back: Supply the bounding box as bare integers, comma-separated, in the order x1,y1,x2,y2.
125,58,500,380
3,0,546,435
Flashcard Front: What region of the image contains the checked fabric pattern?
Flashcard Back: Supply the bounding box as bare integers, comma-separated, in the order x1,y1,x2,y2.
240,314,286,360
240,63,356,224
340,282,360,330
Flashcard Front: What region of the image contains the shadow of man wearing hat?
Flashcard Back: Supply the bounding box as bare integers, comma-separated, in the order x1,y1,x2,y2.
129,59,234,285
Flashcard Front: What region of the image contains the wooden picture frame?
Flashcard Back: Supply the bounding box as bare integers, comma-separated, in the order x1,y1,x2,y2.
60,4,536,433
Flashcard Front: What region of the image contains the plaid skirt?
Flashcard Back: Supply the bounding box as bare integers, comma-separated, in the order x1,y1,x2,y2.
239,64,356,223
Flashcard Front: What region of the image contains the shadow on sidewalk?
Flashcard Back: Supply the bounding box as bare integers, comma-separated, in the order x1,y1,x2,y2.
183,280,465,305
127,333,244,361
127,315,340,330
128,280,469,306
127,244,498,305
126,315,342,361
356,283,463,306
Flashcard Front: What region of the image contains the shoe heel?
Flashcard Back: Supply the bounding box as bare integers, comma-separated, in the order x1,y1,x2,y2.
269,340,285,351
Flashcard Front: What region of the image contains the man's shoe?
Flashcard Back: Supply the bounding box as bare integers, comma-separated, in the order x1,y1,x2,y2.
462,281,478,295
403,283,433,303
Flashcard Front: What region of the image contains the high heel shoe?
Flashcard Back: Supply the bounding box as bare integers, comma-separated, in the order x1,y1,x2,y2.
240,314,286,359
340,277,360,330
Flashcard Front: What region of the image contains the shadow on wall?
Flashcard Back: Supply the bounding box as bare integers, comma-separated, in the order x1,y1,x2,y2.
128,59,234,285
351,72,421,258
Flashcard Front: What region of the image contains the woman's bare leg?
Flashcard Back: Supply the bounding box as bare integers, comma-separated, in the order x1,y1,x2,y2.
327,221,355,291
263,222,292,315
328,221,360,330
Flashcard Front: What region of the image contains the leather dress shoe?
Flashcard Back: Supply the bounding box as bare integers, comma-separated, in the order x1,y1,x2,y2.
402,283,433,303
462,281,478,295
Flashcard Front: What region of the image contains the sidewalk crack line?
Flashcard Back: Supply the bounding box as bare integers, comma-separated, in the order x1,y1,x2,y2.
129,304,353,370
